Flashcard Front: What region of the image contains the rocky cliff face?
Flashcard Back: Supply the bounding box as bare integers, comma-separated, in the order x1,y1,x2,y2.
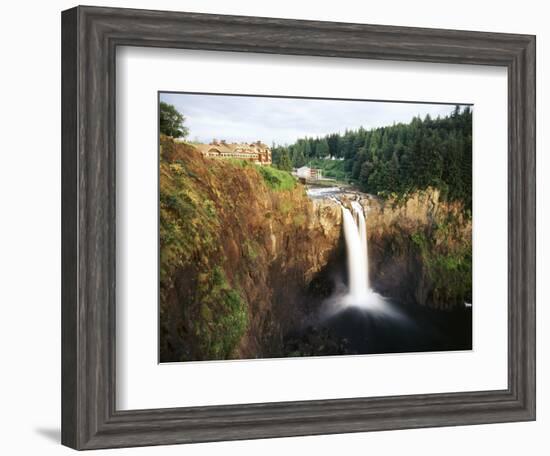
159,136,342,362
361,189,472,309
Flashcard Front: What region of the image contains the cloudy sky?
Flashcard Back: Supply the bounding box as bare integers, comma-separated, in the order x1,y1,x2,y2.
160,92,468,146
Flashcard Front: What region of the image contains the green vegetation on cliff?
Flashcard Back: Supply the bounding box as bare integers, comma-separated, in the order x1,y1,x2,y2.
195,266,248,359
411,226,472,306
367,188,472,309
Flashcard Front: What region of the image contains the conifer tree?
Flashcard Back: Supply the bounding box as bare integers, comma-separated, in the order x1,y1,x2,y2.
278,149,293,172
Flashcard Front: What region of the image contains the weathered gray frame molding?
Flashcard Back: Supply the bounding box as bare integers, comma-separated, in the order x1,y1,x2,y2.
61,5,536,450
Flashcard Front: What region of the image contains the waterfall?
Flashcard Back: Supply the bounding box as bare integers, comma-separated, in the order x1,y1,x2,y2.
338,199,390,313
351,200,369,290
321,197,400,318
341,206,369,300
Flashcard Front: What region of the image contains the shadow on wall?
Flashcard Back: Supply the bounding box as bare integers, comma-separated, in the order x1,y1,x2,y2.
34,427,60,443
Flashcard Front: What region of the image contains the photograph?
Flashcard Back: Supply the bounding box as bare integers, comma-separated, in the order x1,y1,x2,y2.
158,92,473,363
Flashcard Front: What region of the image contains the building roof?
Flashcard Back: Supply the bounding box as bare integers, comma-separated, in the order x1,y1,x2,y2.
195,140,270,155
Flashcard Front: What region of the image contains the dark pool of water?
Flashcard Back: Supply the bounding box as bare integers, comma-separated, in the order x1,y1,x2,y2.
284,301,472,357
324,303,472,355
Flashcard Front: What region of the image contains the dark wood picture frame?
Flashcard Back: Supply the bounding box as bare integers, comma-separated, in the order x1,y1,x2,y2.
61,5,536,450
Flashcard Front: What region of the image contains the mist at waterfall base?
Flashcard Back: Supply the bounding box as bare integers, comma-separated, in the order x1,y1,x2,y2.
291,197,472,357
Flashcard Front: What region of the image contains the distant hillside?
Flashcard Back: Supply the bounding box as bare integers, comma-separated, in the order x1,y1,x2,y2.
272,107,472,209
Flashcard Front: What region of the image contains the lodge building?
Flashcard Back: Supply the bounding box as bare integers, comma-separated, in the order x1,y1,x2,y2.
194,139,272,165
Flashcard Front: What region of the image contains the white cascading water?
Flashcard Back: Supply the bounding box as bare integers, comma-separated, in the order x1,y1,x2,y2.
341,206,369,301
338,200,389,313
351,201,369,290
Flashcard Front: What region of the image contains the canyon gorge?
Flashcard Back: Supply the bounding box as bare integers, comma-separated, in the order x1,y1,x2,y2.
159,136,472,362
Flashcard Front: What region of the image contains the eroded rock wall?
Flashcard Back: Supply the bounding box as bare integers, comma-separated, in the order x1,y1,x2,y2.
159,136,342,361
362,189,472,309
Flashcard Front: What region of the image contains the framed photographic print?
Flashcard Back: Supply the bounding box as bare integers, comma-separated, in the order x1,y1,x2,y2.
61,5,536,450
